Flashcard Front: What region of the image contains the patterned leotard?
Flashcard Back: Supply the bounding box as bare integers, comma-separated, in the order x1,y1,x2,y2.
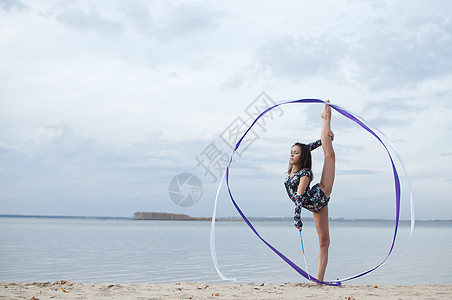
284,140,330,228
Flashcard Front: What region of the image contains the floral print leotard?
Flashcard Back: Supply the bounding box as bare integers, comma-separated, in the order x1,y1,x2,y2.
284,140,330,228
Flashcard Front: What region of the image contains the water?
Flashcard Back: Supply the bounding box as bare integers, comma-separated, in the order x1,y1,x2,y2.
0,216,451,285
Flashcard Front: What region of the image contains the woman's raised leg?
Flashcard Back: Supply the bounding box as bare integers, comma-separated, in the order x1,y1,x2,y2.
319,100,335,198
315,100,334,282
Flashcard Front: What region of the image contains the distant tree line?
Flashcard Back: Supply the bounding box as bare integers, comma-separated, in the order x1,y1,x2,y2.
133,212,210,221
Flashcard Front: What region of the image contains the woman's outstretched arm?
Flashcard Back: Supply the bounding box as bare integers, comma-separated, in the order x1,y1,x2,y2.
307,131,334,151
307,139,322,151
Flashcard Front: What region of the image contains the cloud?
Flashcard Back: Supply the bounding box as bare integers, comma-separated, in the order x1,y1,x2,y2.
51,2,226,41
31,123,96,160
0,0,27,12
359,97,428,127
256,34,346,79
26,123,195,173
336,169,380,175
55,7,123,35
151,3,227,40
41,1,228,72
237,11,452,91
0,122,208,216
363,97,426,115
437,152,452,157
0,140,20,154
116,0,153,35
351,15,452,90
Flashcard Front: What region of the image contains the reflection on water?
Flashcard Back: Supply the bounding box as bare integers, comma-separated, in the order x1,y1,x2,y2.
0,217,450,284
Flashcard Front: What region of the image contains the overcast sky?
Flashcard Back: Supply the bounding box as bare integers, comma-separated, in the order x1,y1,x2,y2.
1,0,451,220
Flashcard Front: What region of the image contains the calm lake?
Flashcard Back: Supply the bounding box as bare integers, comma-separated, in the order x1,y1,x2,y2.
0,216,451,285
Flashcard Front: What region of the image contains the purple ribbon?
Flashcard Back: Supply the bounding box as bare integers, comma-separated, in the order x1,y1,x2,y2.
225,99,403,286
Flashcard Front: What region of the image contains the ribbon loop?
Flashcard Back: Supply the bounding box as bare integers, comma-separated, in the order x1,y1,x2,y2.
210,99,414,285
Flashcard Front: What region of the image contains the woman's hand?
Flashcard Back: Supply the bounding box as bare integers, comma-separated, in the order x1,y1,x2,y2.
328,130,335,141
295,225,302,232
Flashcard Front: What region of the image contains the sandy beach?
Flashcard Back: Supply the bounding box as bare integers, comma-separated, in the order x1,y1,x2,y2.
1,281,451,300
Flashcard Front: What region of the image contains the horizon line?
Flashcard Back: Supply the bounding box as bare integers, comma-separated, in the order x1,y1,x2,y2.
0,213,450,222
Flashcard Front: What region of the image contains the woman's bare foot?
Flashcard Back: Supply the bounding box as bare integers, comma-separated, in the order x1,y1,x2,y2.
320,100,331,120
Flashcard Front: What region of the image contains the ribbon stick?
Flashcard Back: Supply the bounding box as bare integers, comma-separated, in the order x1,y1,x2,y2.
210,98,414,285
299,231,311,280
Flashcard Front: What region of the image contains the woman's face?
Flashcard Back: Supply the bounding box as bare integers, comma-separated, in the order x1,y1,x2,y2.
290,145,301,166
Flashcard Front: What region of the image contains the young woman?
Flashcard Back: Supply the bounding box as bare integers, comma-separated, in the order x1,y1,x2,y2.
284,100,335,282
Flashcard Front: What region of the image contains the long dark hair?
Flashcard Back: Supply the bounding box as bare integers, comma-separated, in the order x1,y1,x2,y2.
287,142,313,179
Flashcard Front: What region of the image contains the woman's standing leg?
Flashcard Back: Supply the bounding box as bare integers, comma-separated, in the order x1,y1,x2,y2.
313,206,329,281
314,100,335,282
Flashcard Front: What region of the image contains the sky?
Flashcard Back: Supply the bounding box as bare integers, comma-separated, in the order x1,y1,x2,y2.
0,0,451,220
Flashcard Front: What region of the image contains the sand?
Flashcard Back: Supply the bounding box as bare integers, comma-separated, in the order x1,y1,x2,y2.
1,280,451,300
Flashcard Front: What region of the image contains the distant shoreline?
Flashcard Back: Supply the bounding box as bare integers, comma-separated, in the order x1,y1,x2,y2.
0,214,450,223
0,214,131,220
